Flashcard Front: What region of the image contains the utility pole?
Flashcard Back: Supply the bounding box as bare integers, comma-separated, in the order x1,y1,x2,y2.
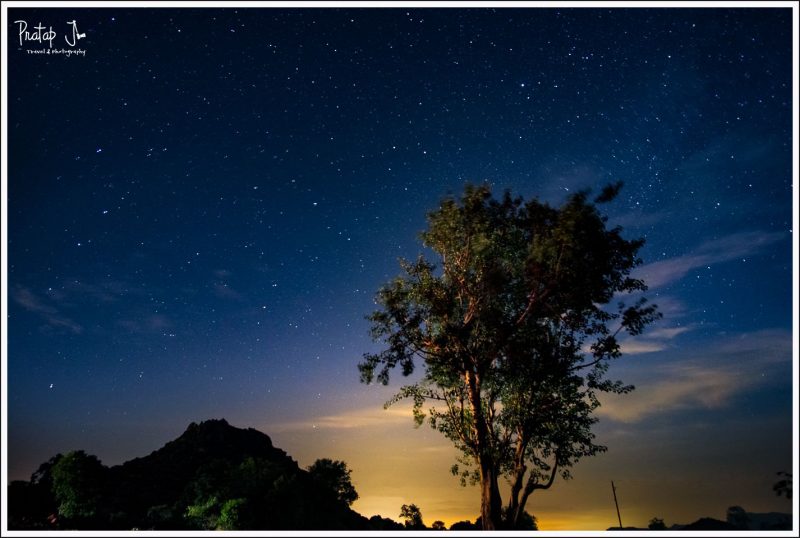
611,481,623,529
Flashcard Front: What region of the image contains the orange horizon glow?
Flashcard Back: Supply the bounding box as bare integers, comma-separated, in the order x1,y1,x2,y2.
261,393,793,531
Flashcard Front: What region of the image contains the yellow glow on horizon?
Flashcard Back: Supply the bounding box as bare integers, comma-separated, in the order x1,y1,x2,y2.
261,396,792,531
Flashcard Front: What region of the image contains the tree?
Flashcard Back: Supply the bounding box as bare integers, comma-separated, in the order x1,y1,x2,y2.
7,454,64,529
307,458,359,506
773,471,792,500
726,506,749,529
431,520,446,530
648,517,667,530
50,451,107,525
399,503,425,529
449,519,478,530
359,183,660,529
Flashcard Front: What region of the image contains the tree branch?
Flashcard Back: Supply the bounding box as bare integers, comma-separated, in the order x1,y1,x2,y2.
443,388,474,451
518,458,559,516
567,324,625,372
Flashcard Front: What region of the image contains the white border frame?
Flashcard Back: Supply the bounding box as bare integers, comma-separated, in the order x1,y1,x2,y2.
1,1,797,536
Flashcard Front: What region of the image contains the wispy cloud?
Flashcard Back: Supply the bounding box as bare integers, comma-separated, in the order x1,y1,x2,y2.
618,319,692,355
598,366,741,422
62,279,125,303
635,230,786,289
649,295,687,319
11,285,83,334
598,329,791,423
270,405,413,432
618,340,667,354
646,326,692,339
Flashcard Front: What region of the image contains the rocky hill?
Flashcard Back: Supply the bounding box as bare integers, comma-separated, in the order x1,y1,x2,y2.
8,419,376,530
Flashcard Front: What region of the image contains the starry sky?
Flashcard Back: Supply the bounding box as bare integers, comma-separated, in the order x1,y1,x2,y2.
4,6,796,530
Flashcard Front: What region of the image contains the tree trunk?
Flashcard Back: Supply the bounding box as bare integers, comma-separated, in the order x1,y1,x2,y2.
465,370,503,530
478,456,503,530
508,476,530,528
506,436,528,528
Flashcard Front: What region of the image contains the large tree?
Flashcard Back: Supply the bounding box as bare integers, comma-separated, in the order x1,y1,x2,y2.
399,503,425,529
50,451,107,525
307,458,359,506
359,183,660,529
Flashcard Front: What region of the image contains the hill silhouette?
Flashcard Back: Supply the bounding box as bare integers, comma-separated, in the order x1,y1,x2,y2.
8,419,380,530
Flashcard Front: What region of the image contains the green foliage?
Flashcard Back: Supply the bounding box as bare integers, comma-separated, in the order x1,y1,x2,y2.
648,517,667,530
360,183,660,528
399,503,425,529
181,456,305,529
185,496,220,529
217,498,248,530
51,451,107,522
450,455,480,487
307,458,359,506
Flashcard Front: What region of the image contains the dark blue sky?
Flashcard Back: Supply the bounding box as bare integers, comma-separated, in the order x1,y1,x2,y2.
5,7,795,528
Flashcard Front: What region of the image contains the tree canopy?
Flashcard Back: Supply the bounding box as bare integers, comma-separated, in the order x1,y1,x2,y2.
399,503,425,529
359,183,660,529
307,458,359,506
51,451,107,525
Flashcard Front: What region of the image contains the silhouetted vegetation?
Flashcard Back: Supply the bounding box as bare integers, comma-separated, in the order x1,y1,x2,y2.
307,458,359,506
7,419,399,530
368,514,405,530
773,471,792,500
360,183,660,528
7,454,63,529
447,511,537,531
449,519,479,530
631,506,791,531
683,517,735,530
507,509,538,530
399,503,425,529
722,505,791,530
10,420,788,531
726,506,749,530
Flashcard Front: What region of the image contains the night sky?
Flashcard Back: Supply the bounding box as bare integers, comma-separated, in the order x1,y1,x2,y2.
5,6,795,530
